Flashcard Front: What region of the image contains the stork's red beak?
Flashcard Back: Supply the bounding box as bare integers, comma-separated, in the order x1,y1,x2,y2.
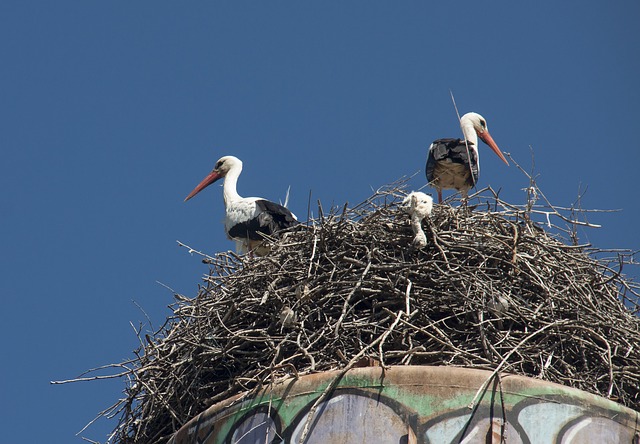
478,130,509,166
184,171,222,202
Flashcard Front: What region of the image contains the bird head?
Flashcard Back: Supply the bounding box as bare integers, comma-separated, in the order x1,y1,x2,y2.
461,112,509,166
184,155,243,202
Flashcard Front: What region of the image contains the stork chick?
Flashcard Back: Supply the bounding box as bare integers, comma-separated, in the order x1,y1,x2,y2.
402,191,433,248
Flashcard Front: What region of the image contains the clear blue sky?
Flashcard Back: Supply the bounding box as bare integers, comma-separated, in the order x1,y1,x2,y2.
2,2,639,442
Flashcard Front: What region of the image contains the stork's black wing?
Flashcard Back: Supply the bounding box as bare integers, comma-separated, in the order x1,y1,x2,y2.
426,138,478,185
228,200,298,241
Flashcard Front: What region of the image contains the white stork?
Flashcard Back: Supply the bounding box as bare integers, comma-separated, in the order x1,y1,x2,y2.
426,112,509,203
184,155,298,255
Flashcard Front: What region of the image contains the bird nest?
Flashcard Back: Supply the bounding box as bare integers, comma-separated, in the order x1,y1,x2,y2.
70,177,640,443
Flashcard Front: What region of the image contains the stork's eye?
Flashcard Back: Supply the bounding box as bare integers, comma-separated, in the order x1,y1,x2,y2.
480,120,486,129
215,161,223,169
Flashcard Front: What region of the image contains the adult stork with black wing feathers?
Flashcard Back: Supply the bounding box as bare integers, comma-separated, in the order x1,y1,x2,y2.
184,155,298,255
426,112,509,203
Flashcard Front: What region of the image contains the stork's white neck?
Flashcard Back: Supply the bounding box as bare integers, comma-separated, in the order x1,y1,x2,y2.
460,115,481,174
460,117,479,148
222,165,243,205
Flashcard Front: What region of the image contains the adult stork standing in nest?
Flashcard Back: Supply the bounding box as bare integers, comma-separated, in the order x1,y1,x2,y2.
184,155,298,255
426,112,509,203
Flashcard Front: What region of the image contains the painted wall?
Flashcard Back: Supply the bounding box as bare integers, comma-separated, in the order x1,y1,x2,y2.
169,366,639,444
